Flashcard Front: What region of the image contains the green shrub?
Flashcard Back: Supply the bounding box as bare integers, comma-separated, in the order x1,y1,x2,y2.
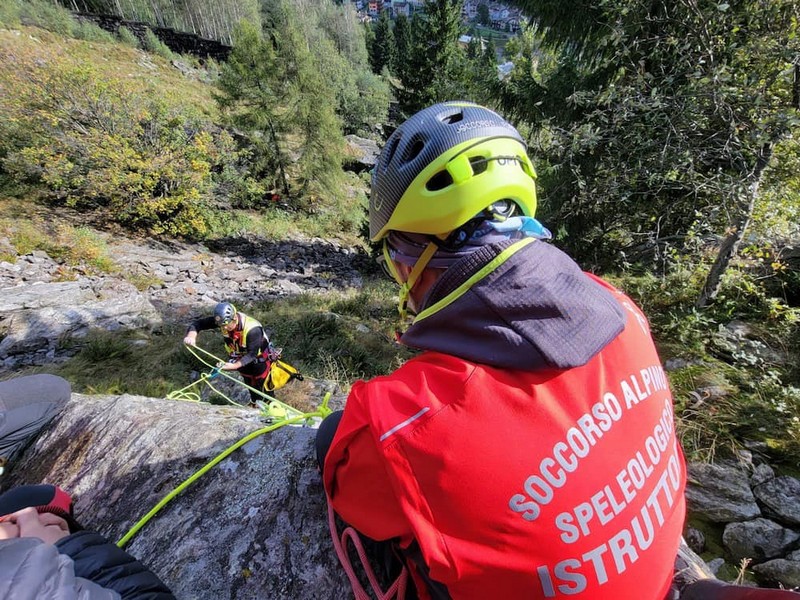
143,28,174,60
65,227,116,272
0,50,239,238
71,20,115,43
0,0,21,27
18,0,75,35
0,1,113,44
615,261,800,465
1,217,118,274
75,332,133,363
117,26,140,48
125,271,164,291
7,220,50,256
307,175,368,240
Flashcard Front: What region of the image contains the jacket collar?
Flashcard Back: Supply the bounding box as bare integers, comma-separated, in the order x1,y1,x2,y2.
400,239,626,371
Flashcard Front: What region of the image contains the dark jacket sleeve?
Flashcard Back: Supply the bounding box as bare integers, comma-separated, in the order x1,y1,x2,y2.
186,316,217,334
56,531,175,600
239,326,268,368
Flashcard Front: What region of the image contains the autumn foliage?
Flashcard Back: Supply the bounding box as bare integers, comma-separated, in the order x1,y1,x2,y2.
0,29,238,237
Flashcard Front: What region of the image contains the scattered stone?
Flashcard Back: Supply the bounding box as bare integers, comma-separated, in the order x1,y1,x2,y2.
751,464,776,487
685,527,705,554
722,518,800,562
752,476,800,526
686,462,761,522
752,558,800,589
707,557,726,575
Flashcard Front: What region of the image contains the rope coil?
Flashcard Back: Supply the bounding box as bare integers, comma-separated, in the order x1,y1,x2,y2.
169,344,306,420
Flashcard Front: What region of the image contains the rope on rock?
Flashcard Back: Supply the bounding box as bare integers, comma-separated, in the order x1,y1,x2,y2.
117,391,332,548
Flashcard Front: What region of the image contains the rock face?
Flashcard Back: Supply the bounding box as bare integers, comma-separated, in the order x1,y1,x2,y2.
0,278,160,370
344,135,381,172
1,393,352,599
686,459,800,589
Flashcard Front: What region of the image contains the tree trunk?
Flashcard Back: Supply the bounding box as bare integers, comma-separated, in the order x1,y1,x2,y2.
268,120,291,196
696,143,774,308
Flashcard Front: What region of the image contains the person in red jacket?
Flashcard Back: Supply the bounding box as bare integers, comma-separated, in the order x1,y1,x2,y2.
316,101,688,600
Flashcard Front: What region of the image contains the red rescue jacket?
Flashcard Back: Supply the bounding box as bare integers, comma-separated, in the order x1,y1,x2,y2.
324,240,686,600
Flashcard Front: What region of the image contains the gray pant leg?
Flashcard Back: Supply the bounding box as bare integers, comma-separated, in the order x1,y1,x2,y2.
0,375,71,461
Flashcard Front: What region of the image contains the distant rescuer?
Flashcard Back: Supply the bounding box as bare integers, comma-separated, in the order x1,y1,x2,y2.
183,302,273,407
316,101,687,599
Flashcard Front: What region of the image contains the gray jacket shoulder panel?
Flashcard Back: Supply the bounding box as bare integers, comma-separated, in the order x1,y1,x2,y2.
0,537,120,600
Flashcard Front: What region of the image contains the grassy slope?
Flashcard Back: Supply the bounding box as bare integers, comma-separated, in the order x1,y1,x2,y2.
0,26,216,117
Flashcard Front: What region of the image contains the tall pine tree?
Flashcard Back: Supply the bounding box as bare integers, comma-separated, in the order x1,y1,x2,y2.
497,0,800,297
216,21,291,199
263,0,344,204
392,13,412,82
397,0,465,114
369,11,396,75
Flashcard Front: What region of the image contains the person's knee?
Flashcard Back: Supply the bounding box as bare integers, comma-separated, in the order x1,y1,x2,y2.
0,375,71,464
0,374,71,410
315,410,343,474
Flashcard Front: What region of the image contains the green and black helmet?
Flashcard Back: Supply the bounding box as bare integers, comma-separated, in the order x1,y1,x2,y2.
369,101,538,242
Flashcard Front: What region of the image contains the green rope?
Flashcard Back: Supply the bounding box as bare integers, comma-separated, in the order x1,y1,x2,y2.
117,392,332,548
172,344,305,417
165,375,205,403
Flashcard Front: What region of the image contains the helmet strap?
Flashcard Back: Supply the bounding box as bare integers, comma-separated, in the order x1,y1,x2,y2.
385,240,438,320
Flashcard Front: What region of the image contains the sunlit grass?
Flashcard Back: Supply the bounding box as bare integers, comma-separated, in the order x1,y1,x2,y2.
0,26,217,120
0,201,118,274
616,267,800,467
20,280,409,408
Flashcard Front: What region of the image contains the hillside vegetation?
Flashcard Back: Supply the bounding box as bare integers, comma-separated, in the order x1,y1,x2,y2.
0,0,799,476
0,0,384,242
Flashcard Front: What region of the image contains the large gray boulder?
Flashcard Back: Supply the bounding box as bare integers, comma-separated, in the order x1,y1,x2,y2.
722,518,800,563
1,393,352,599
344,135,380,171
685,462,762,522
753,475,800,527
0,279,160,369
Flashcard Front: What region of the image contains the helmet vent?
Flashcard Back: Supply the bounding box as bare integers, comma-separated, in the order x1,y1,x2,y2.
382,135,401,168
441,111,465,125
426,170,453,191
404,137,425,162
469,156,488,175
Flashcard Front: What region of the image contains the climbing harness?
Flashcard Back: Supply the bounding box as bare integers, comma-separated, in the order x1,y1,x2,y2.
117,392,332,548
168,344,304,421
